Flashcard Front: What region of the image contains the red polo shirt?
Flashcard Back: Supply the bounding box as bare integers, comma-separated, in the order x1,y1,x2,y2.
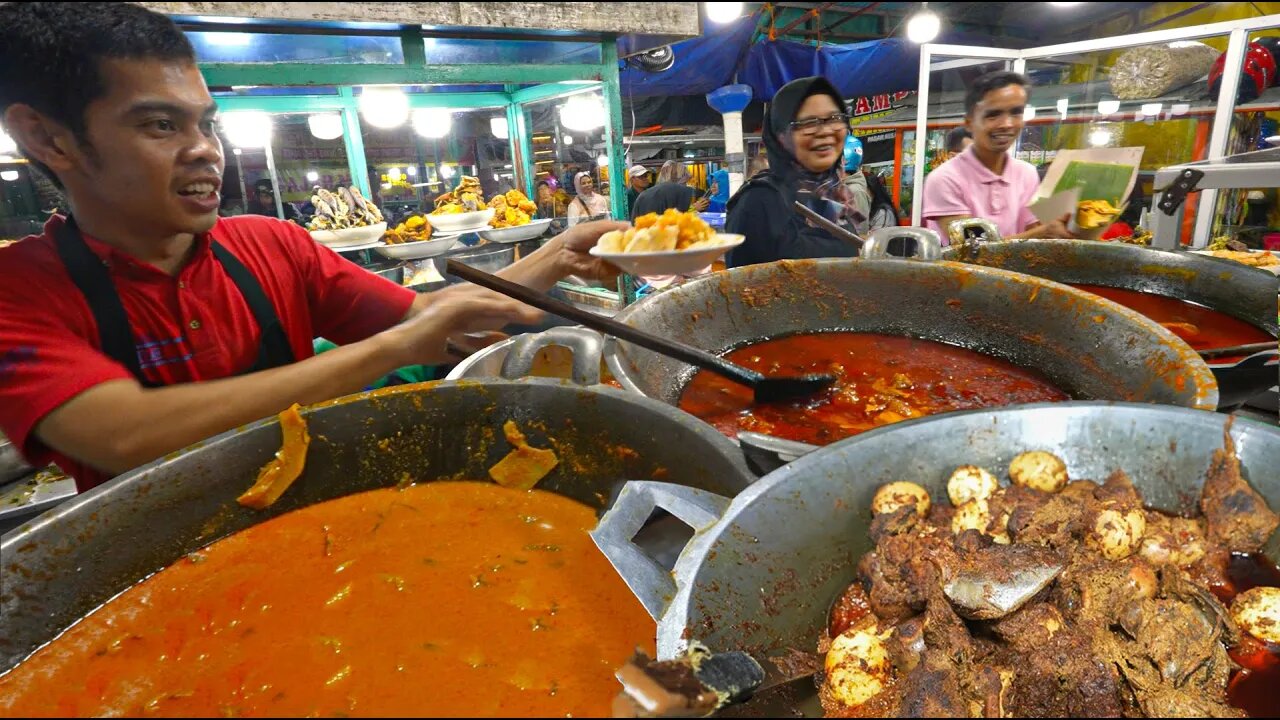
0,214,416,491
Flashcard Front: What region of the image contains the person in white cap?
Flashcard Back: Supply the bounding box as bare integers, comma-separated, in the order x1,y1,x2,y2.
626,165,651,214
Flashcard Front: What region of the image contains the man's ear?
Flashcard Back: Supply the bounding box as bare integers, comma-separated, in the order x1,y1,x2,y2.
4,104,80,179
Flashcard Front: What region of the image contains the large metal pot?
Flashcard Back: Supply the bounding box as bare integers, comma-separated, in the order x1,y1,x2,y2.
943,238,1278,409
604,230,1219,417
0,379,753,672
592,402,1280,715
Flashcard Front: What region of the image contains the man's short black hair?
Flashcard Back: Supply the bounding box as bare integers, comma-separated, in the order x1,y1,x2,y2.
946,127,973,153
254,179,275,192
964,70,1030,116
0,2,195,184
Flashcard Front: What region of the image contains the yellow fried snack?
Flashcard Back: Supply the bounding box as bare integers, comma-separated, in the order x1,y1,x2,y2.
489,420,559,490
595,209,722,254
237,404,310,510
1076,199,1122,230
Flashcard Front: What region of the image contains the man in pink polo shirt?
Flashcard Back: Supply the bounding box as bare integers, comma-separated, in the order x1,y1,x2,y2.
923,71,1073,242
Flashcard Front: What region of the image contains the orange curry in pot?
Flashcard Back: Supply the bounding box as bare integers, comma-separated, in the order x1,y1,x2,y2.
678,333,1068,446
0,482,654,717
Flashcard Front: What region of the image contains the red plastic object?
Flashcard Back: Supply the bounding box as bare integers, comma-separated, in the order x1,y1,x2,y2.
1264,233,1280,251
1209,42,1276,103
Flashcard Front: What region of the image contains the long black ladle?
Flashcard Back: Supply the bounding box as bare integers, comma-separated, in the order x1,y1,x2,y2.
446,260,836,404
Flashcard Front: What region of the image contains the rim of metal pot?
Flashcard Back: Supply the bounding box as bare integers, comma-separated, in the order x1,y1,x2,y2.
603,257,1221,412
0,377,744,545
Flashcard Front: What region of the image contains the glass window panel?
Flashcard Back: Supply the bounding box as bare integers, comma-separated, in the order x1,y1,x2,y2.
360,107,513,225
189,32,403,65
422,37,601,65
522,94,613,220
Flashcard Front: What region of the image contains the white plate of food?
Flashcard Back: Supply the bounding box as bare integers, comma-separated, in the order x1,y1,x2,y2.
590,233,744,276
310,223,387,249
478,219,555,244
1191,248,1280,275
375,236,461,261
428,208,495,234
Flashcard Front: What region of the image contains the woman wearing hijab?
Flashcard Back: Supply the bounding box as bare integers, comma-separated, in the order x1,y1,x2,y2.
567,171,611,226
707,169,731,214
725,77,862,267
630,161,708,221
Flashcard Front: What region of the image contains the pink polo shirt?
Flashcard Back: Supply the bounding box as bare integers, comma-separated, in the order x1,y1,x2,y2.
922,147,1040,241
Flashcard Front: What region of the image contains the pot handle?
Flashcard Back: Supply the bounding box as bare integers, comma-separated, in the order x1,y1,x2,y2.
590,481,732,622
500,326,604,385
737,431,819,476
862,226,943,261
943,217,1003,246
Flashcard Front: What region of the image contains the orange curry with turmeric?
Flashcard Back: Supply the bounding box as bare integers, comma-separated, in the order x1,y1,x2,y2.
0,482,653,717
679,332,1068,445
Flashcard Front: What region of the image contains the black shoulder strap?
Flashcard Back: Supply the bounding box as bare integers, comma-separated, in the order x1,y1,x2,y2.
209,241,296,371
52,216,150,384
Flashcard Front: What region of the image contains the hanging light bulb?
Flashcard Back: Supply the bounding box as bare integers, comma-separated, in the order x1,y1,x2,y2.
306,170,319,183
1089,128,1112,147
359,87,410,129
407,166,418,177
906,3,941,44
389,167,403,182
563,135,574,146
490,117,509,140
704,2,743,23
220,111,272,149
560,95,605,132
412,108,452,138
440,164,456,179
307,113,343,140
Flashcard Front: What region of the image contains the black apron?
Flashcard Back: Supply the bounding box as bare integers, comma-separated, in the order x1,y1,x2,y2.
53,216,295,388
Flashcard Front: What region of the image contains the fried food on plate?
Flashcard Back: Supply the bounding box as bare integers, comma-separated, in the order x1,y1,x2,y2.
595,209,723,254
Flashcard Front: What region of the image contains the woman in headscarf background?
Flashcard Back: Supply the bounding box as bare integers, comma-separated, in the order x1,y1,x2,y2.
630,161,709,221
706,169,731,214
725,77,862,267
567,171,611,226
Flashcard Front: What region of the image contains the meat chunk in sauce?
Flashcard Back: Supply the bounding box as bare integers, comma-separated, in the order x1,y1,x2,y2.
821,437,1276,719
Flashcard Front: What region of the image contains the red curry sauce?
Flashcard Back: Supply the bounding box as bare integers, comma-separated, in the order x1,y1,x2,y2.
678,332,1068,446
0,482,654,718
1072,284,1274,364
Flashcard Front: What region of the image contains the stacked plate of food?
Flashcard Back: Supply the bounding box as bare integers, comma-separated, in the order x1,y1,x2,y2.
478,190,554,243
374,213,459,260
307,186,387,249
429,176,495,234
590,209,743,276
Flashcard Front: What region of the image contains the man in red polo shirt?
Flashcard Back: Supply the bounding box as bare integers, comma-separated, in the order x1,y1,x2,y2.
0,3,625,492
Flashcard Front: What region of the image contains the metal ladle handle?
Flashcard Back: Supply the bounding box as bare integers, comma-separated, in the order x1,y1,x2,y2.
861,226,943,260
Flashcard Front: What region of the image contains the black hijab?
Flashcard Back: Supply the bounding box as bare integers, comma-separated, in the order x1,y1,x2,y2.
759,76,855,224
725,77,862,267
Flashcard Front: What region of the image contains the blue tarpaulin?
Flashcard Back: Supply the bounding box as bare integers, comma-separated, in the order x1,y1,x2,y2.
621,20,1005,101
619,15,756,98
741,38,920,100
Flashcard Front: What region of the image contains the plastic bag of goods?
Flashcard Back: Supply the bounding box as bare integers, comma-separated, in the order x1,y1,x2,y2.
1109,41,1219,100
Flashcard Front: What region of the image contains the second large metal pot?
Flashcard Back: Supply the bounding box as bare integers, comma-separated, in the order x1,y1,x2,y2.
603,239,1219,415
0,379,753,672
593,403,1280,715
943,238,1278,408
